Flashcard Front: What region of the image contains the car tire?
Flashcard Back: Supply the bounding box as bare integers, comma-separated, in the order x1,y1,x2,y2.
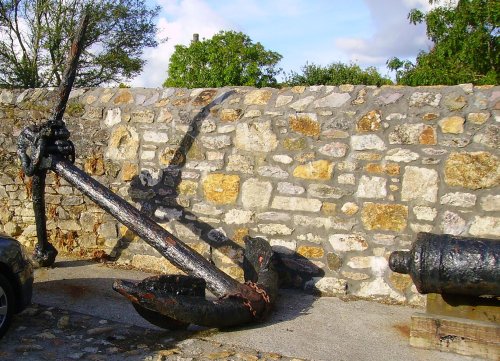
0,273,15,339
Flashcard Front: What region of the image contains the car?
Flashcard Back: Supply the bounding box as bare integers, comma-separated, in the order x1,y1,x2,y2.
0,234,34,338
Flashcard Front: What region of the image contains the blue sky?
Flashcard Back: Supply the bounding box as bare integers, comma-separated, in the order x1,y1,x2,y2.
132,0,435,87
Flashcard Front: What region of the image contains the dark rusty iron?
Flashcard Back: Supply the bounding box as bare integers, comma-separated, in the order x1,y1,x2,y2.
16,12,278,328
389,232,500,297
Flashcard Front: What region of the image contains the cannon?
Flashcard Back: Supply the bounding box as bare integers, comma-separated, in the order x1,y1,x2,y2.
389,232,500,297
390,232,499,359
17,13,278,329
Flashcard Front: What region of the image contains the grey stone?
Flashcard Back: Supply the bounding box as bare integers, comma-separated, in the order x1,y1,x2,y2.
356,176,387,199
201,135,231,149
308,184,346,199
440,192,476,207
481,194,500,212
271,196,322,212
242,178,273,209
314,92,350,108
318,142,348,157
290,96,315,111
234,121,278,152
385,148,419,163
401,166,438,203
277,182,305,195
351,135,386,151
257,165,289,179
469,216,500,238
441,211,466,235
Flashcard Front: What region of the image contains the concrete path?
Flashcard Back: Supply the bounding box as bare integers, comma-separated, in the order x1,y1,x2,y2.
32,257,477,361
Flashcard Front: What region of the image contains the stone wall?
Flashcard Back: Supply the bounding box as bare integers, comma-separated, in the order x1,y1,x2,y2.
0,84,498,305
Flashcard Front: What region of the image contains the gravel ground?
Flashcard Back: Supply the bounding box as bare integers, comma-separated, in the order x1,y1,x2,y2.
0,303,302,361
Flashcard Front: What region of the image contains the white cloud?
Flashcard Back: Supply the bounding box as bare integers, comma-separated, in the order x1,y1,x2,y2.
130,0,233,87
333,0,435,72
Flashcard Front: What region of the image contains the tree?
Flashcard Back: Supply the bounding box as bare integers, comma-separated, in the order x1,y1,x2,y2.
387,0,499,85
285,62,392,86
0,0,160,88
164,31,282,88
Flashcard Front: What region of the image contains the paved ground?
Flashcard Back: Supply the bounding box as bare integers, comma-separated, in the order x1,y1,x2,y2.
0,257,479,360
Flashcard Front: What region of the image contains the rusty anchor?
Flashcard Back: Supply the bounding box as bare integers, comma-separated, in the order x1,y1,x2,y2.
17,13,278,329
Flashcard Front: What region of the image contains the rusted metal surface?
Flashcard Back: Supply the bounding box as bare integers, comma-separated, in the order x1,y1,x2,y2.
389,232,500,297
16,12,278,328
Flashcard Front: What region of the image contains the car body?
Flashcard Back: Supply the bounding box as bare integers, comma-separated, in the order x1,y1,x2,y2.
0,234,34,338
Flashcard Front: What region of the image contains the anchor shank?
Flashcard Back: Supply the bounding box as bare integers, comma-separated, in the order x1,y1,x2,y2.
51,156,243,298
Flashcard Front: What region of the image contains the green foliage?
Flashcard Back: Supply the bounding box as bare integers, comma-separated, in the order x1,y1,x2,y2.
0,0,159,88
388,0,499,85
284,62,392,86
164,31,283,88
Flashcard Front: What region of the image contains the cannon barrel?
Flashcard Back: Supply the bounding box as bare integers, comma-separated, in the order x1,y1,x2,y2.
389,232,500,297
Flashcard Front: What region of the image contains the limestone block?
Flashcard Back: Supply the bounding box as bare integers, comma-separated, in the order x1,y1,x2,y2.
441,211,466,235
401,166,438,203
272,154,293,164
306,277,348,296
341,202,359,215
361,203,408,231
143,130,169,143
201,135,231,149
257,165,289,179
355,278,405,302
235,121,278,152
328,234,368,252
227,154,254,174
106,125,139,161
440,192,476,207
307,184,345,199
289,96,315,111
293,160,333,180
220,108,242,122
385,148,419,163
473,124,499,148
131,109,154,123
277,182,305,195
444,152,499,189
318,142,348,157
467,112,490,124
356,110,381,132
469,216,499,238
104,108,121,127
413,206,437,221
224,209,254,225
481,195,500,212
257,223,293,235
202,174,240,205
275,95,293,107
297,245,324,259
356,176,387,199
351,134,386,151
439,116,465,133
241,178,272,209
313,92,350,108
409,92,441,107
272,196,322,212
289,113,320,136
244,89,272,105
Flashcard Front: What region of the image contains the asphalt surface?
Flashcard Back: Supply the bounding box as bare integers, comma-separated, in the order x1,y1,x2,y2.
2,257,479,360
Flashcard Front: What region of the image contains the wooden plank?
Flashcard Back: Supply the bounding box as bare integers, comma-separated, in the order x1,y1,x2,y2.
410,312,500,360
427,293,500,324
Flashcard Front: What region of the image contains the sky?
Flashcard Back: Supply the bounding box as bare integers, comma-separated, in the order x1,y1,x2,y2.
131,0,437,87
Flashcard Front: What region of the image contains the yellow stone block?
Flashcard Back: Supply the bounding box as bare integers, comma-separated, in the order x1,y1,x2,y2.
361,203,408,231
177,180,198,196
203,174,240,204
439,116,465,134
244,89,272,105
121,162,138,181
289,114,321,137
356,110,381,132
220,108,242,122
297,245,325,259
444,152,499,189
293,160,333,180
